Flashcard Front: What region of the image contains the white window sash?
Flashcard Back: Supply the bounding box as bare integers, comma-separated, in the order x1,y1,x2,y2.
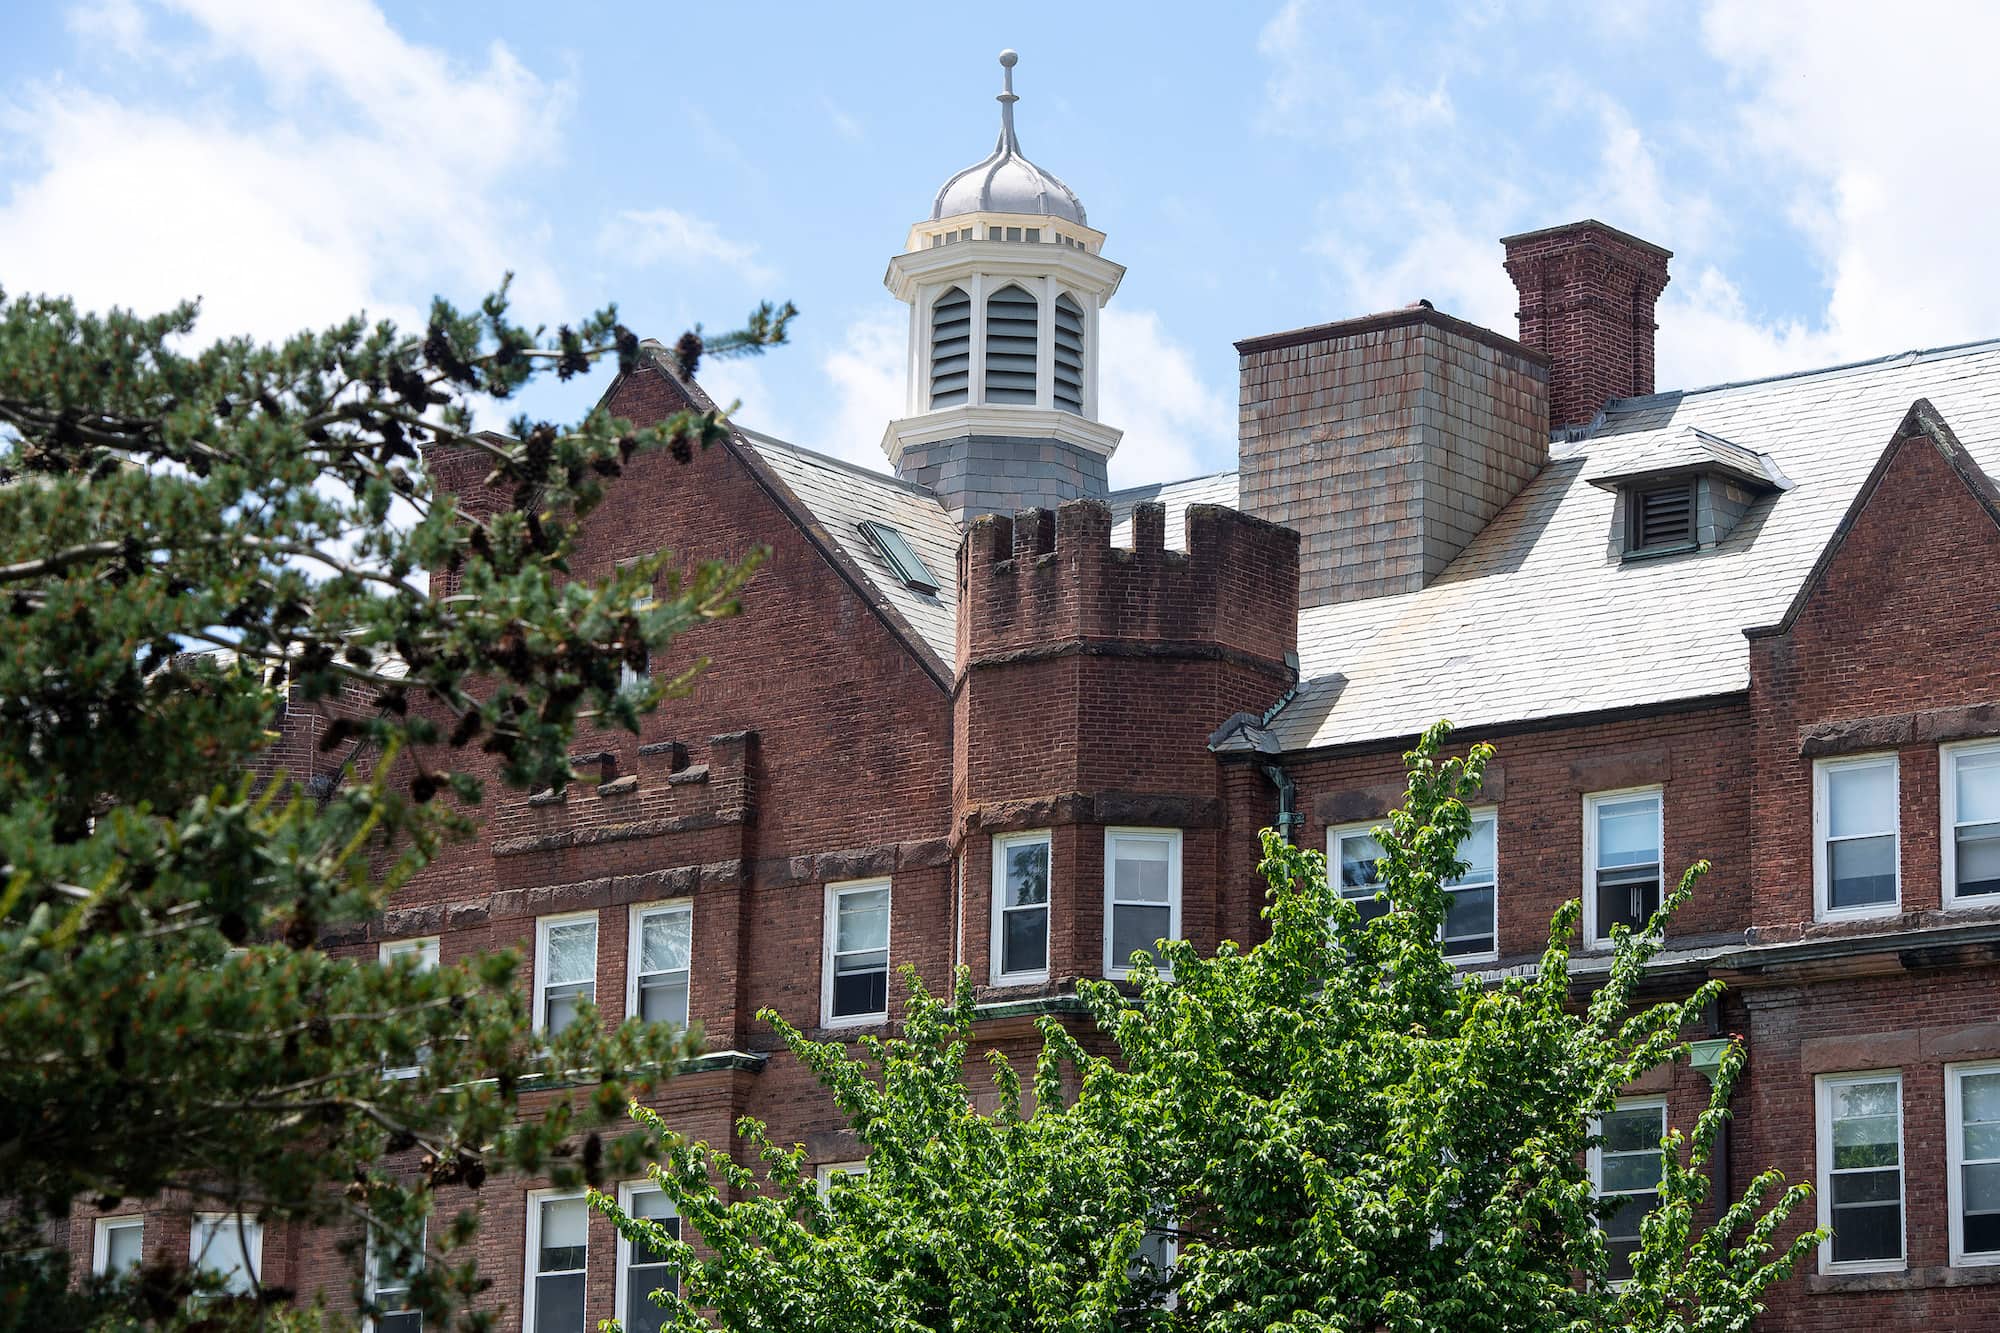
625,902,693,1028
1812,755,1901,921
1439,810,1499,963
379,937,439,1078
1943,741,2000,909
821,881,891,1027
533,912,599,1034
367,1219,425,1332
990,831,1052,984
1948,1061,2000,1266
1328,822,1391,922
1582,788,1665,947
1102,828,1183,980
615,1182,680,1333
92,1216,144,1277
1587,1099,1667,1286
523,1190,589,1333
189,1213,263,1297
1815,1071,1906,1274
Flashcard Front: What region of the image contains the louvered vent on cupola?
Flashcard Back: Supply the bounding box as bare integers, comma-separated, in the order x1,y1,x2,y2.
1053,293,1085,414
929,287,971,409
984,284,1040,404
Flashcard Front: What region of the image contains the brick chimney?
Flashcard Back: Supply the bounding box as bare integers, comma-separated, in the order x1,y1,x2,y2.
1502,220,1672,431
1235,305,1550,608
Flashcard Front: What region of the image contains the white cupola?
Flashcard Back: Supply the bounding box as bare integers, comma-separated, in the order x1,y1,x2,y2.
882,50,1126,520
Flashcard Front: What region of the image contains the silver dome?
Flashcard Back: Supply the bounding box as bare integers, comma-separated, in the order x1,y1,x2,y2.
930,51,1087,226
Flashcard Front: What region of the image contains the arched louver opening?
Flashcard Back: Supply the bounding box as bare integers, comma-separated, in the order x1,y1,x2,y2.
983,284,1040,405
1053,293,1085,414
929,287,971,409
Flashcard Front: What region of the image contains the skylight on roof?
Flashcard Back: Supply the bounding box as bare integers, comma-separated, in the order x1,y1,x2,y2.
858,520,940,594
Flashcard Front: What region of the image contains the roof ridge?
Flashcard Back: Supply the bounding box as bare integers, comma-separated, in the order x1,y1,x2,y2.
1107,468,1240,501
736,427,955,509
1605,335,2000,416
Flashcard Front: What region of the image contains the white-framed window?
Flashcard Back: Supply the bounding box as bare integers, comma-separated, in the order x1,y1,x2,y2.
534,912,598,1036
815,1160,868,1192
991,831,1052,984
524,1191,588,1333
1816,1071,1905,1273
367,1219,424,1333
1126,1213,1178,1312
1329,822,1391,926
1103,828,1182,979
822,882,891,1026
1814,755,1900,918
615,1182,680,1333
1584,789,1664,946
91,1216,144,1277
626,902,693,1028
379,937,439,1078
1589,1099,1667,1284
1443,811,1498,961
189,1213,263,1298
1943,741,2000,907
1948,1061,2000,1266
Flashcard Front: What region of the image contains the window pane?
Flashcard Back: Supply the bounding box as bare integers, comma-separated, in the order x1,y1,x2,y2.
191,1217,259,1295
103,1222,143,1273
544,981,592,1035
832,965,887,1017
627,1268,674,1333
628,1192,678,1264
1596,872,1660,935
639,976,688,1027
1595,798,1659,868
1449,817,1496,884
1111,902,1172,966
1958,750,2000,823
1113,840,1170,903
1601,1154,1664,1193
1828,835,1896,909
1827,763,1894,838
1956,825,2000,895
1967,1208,2000,1255
1441,886,1494,957
534,1273,586,1333
1602,1191,1656,1242
1003,907,1048,976
836,889,889,953
1966,1121,2000,1161
640,912,690,974
1602,1107,1666,1153
1005,842,1049,908
1965,1160,2000,1213
378,1313,421,1333
539,1198,587,1269
545,921,596,986
1829,1198,1901,1264
1966,1071,2000,1129
1338,833,1385,891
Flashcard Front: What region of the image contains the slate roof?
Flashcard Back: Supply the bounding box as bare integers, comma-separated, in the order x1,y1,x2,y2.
1258,338,2000,753
1108,471,1239,548
736,429,961,671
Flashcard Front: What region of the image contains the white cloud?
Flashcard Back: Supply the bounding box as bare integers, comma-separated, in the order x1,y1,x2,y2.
0,0,567,344
811,311,906,468
1098,307,1235,488
605,208,777,287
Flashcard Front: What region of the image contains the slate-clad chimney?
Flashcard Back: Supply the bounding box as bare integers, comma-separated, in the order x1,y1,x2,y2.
1502,219,1673,431
1235,305,1551,609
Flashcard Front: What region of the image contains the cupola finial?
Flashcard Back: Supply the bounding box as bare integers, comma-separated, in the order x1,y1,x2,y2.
997,49,1020,150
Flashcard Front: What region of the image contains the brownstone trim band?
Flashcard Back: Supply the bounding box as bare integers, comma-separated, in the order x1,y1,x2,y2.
956,791,1224,844
1798,701,2000,757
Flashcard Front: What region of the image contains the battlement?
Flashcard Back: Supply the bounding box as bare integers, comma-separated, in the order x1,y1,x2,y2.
487,730,757,858
960,498,1298,670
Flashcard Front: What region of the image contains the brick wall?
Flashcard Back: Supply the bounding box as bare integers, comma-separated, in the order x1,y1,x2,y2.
1235,306,1550,607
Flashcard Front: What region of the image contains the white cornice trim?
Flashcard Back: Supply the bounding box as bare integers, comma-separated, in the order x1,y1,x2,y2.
902,211,1108,255
884,242,1125,304
881,406,1123,467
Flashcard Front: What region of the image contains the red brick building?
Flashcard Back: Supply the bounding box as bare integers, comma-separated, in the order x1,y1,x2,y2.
68,52,2000,1333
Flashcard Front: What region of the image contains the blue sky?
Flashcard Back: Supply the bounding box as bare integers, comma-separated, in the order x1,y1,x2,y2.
5,1,1997,488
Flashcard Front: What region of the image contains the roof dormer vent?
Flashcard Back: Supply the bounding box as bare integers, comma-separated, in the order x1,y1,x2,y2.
1587,427,1792,560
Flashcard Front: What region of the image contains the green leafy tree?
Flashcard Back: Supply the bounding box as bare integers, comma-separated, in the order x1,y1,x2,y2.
0,281,794,1329
599,723,1820,1332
